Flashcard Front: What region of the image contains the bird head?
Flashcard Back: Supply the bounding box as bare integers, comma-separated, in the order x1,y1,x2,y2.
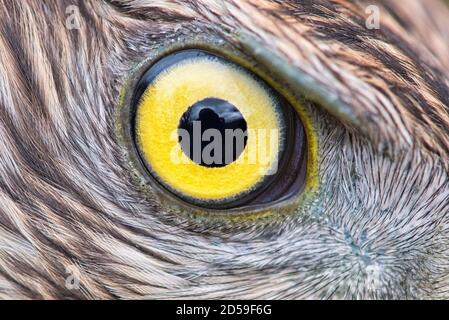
0,0,448,299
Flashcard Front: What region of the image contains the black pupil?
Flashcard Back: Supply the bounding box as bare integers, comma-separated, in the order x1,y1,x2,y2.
178,98,248,168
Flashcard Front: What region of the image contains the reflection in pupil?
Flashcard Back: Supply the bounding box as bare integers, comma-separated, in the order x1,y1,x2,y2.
178,98,248,168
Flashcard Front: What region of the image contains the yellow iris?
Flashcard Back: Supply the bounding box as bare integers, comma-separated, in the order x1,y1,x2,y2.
136,56,283,202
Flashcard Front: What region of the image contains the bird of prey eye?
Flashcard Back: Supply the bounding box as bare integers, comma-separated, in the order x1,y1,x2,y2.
0,0,448,300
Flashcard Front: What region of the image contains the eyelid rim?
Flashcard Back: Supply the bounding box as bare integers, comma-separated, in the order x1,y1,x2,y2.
115,33,320,221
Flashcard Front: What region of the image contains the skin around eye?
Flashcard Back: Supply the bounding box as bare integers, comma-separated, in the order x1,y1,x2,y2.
132,50,307,209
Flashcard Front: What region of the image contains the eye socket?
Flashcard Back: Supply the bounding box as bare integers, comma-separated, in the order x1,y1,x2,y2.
131,49,307,210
